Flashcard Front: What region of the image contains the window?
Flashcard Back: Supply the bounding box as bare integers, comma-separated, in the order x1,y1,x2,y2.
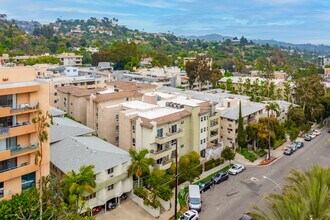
132,125,136,133
204,127,206,132
126,98,129,101
204,116,207,121
115,115,119,121
108,184,114,191
0,158,17,173
107,168,114,174
180,144,184,149
115,137,119,142
181,120,184,124
115,126,119,131
171,124,177,133
200,129,203,133
85,192,96,200
200,140,203,144
54,92,57,96
96,123,98,129
54,100,57,104
132,138,136,146
22,172,36,191
171,139,177,146
0,182,3,198
157,128,163,137
201,117,204,122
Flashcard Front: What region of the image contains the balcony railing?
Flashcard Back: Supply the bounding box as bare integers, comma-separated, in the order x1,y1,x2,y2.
0,161,30,174
10,103,39,114
156,129,183,139
210,122,219,127
152,144,171,155
0,127,9,136
9,143,39,156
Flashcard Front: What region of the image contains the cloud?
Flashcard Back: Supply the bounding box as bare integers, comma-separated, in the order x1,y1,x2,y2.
124,0,175,9
44,7,135,17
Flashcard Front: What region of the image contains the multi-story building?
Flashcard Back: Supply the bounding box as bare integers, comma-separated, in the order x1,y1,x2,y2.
106,80,157,93
56,53,83,67
217,98,266,148
38,73,109,108
0,66,50,200
50,111,132,212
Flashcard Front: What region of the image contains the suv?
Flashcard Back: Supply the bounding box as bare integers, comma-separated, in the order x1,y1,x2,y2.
212,172,229,184
198,180,213,193
179,210,199,220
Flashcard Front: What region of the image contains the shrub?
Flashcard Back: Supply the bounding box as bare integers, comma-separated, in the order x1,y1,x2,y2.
239,149,257,162
254,149,267,157
273,139,284,149
134,186,148,199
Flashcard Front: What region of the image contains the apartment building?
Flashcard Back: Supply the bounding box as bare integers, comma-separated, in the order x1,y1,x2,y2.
38,73,109,108
56,86,106,124
0,66,50,200
217,98,266,148
107,80,157,93
56,53,83,67
263,100,298,122
50,113,132,212
86,90,144,138
119,95,218,170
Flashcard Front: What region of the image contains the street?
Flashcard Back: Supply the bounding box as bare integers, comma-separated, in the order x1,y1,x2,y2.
199,127,330,220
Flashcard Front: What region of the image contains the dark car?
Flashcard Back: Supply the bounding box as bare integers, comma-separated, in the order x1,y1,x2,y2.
106,198,117,211
198,180,213,193
304,135,311,141
92,206,103,215
284,147,294,155
212,172,229,184
295,141,304,148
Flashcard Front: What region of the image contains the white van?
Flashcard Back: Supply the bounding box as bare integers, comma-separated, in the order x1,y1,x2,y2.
188,185,202,212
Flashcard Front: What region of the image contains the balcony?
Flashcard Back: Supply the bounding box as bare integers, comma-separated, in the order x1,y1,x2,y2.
210,121,219,127
150,144,172,160
0,163,38,182
156,160,172,170
155,129,184,145
10,143,39,156
0,122,37,140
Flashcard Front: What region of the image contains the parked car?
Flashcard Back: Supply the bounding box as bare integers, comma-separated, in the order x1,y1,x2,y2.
179,210,199,220
212,172,229,184
295,141,304,148
228,164,245,175
284,147,294,155
198,180,213,193
120,193,128,201
309,133,316,139
313,129,321,136
240,214,253,220
106,198,116,211
304,135,311,141
290,144,297,152
92,206,103,215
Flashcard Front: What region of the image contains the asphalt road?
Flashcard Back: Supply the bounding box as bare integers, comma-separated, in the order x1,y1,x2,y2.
199,125,330,220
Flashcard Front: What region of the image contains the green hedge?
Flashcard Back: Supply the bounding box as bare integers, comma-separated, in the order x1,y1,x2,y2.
204,158,225,171
273,139,284,149
254,149,267,157
239,149,258,162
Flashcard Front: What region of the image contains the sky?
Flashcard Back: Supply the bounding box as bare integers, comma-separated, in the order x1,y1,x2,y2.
1,0,330,45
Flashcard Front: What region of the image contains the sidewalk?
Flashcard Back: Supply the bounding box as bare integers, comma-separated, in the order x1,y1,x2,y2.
233,140,292,167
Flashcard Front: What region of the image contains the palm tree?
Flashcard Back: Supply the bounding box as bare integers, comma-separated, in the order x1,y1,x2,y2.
128,148,155,187
63,165,96,213
265,102,280,159
251,165,330,220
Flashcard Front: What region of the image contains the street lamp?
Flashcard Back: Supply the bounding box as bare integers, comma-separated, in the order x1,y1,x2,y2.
263,176,282,190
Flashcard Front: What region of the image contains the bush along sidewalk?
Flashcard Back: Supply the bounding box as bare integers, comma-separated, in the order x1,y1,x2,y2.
236,148,258,162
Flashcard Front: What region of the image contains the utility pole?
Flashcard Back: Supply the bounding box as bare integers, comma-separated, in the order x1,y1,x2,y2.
174,141,178,219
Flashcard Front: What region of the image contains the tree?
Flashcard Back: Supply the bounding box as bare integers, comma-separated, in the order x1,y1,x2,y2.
210,68,222,88
246,122,259,151
221,147,236,165
185,57,211,91
283,82,291,102
32,110,52,219
275,88,282,100
63,165,96,214
265,102,280,159
127,148,155,187
178,151,200,183
225,78,233,91
251,165,330,220
237,101,246,149
294,75,325,122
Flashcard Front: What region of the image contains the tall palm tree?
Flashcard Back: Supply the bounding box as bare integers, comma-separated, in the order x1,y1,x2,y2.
265,102,280,159
251,165,330,220
127,148,155,187
63,165,96,213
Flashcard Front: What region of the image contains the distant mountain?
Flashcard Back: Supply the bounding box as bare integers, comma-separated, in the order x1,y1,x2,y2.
185,34,330,53
253,39,330,53
15,20,42,34
186,34,233,42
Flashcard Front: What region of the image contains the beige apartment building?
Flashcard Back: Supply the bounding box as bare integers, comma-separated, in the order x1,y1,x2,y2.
0,66,50,200
118,94,220,170
56,53,83,67
86,91,144,142
106,80,157,93
217,98,266,148
56,86,106,124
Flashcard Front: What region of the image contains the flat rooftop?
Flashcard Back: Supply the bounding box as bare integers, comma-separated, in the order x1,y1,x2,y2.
121,100,158,110
0,80,40,89
138,107,184,120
